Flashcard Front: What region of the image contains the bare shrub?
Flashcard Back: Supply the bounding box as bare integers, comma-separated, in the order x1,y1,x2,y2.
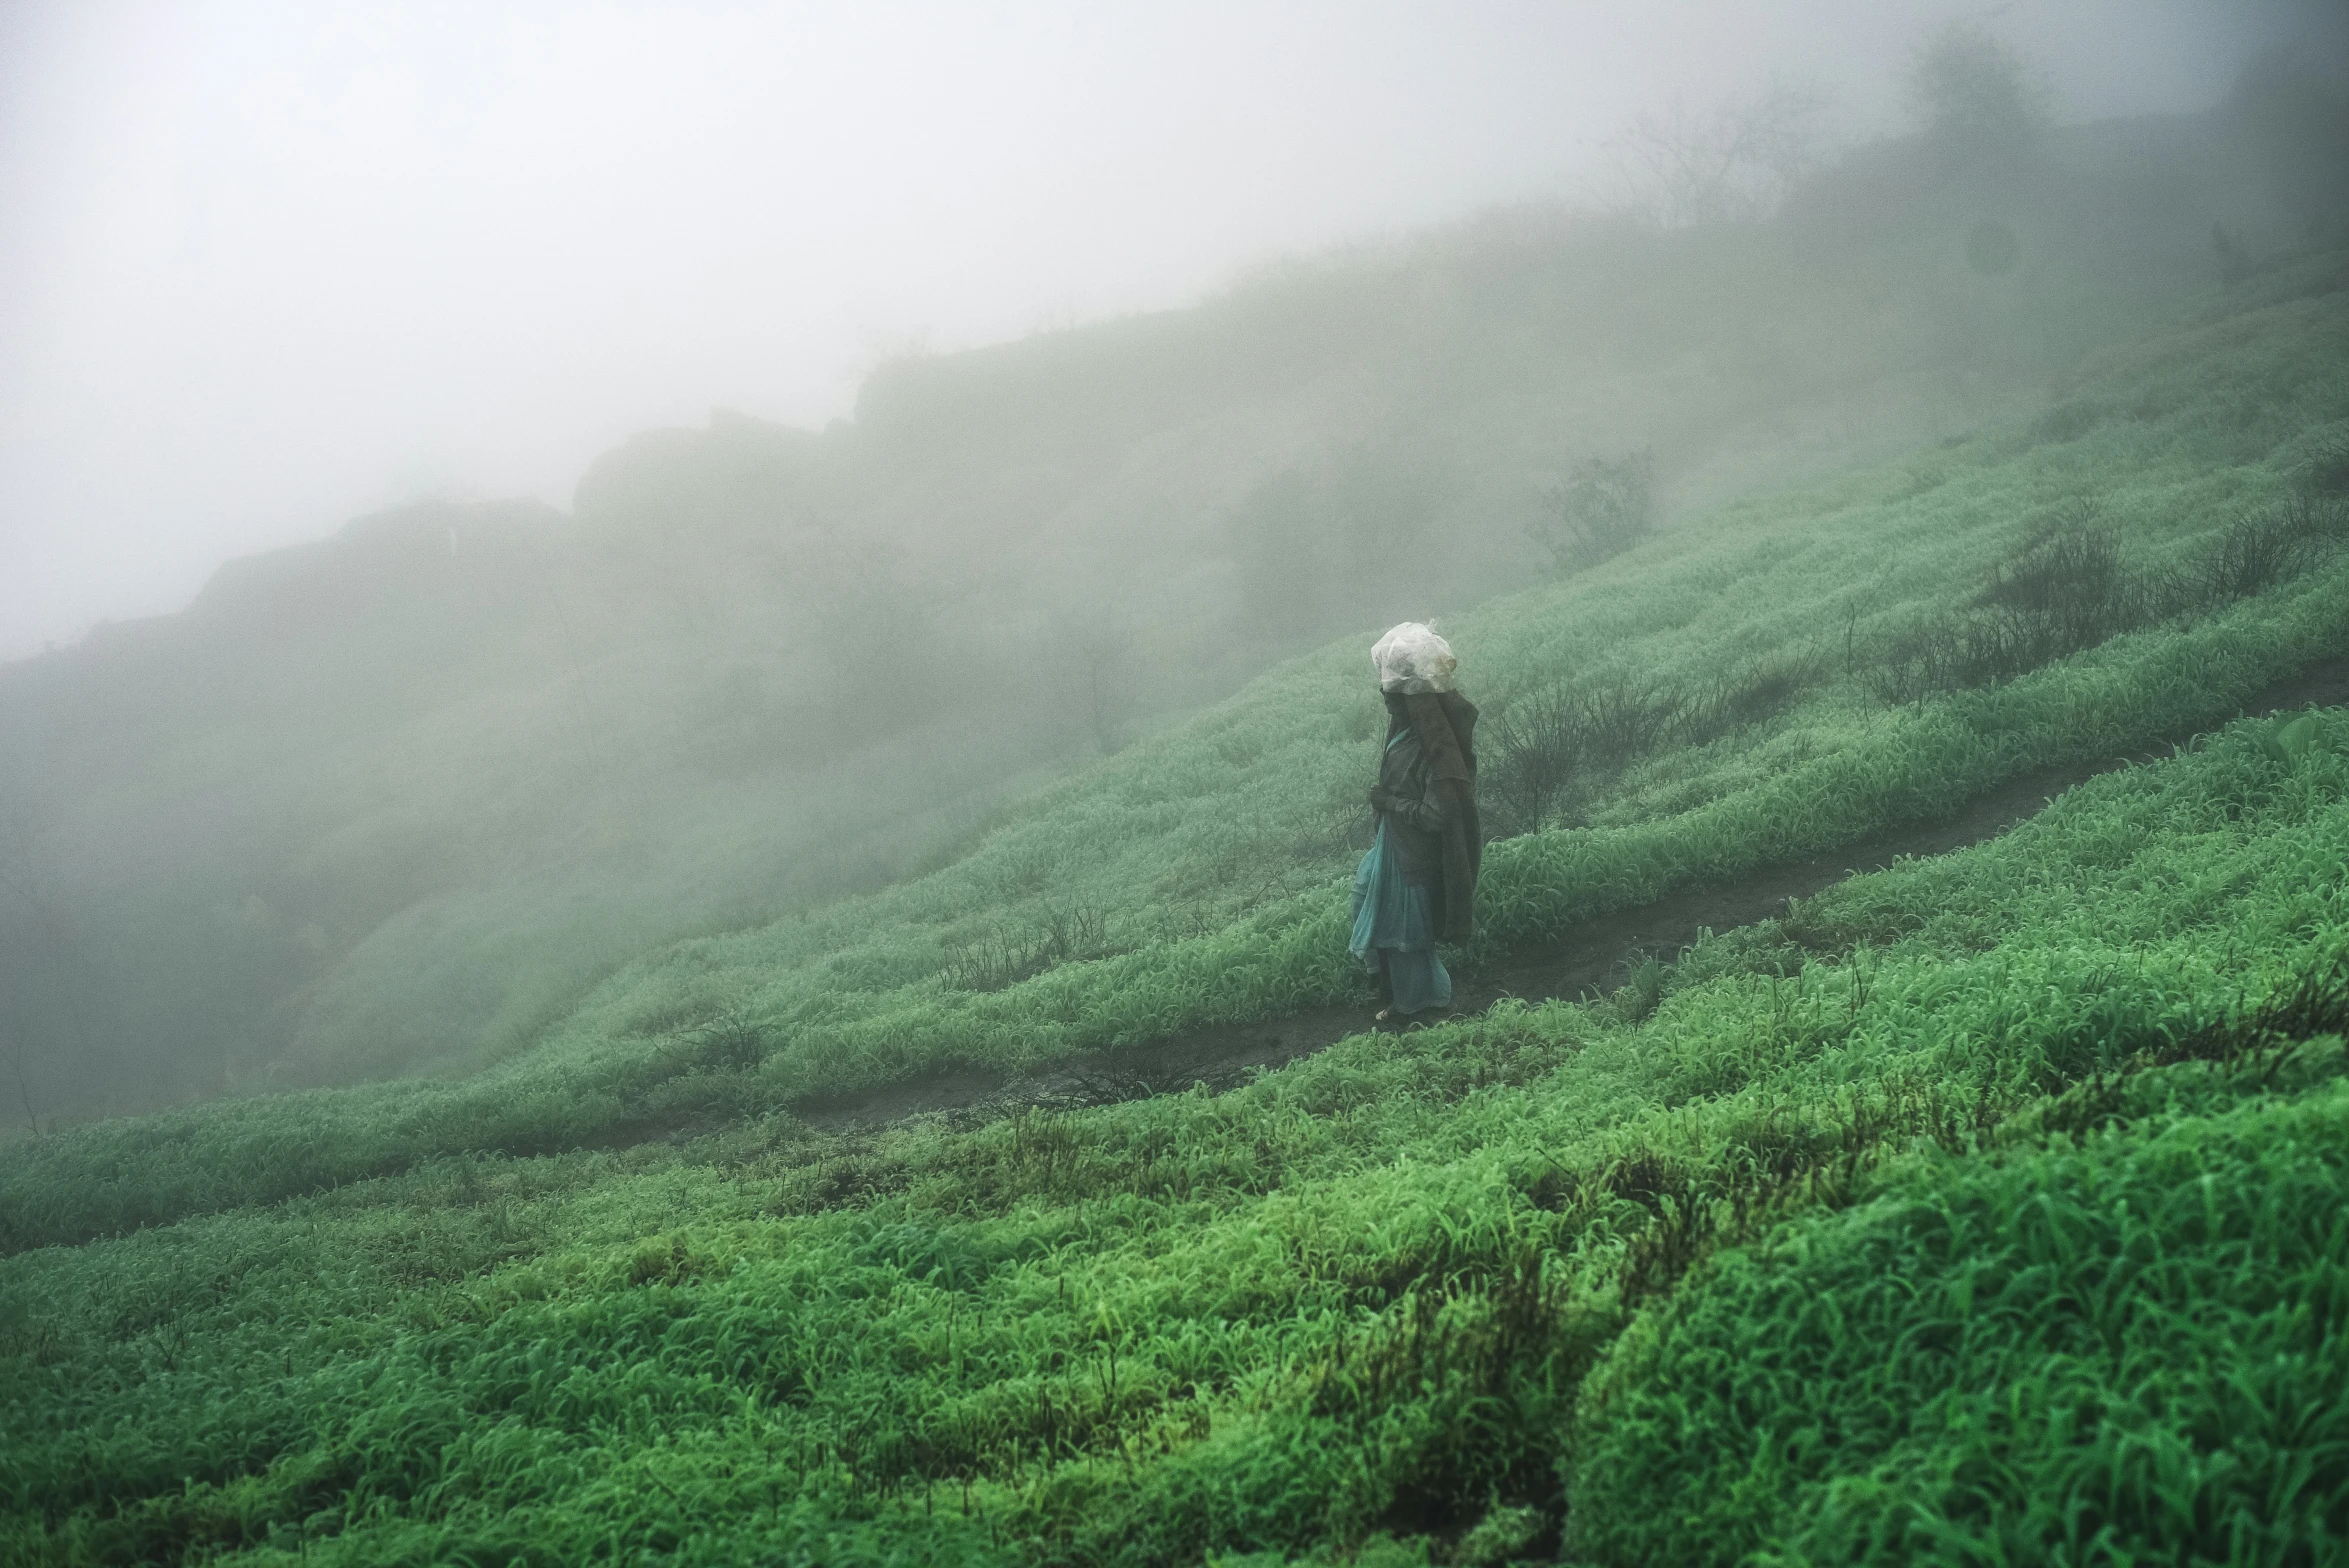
940,932,1051,993
2161,497,2346,609
1975,505,2139,662
1864,616,1978,706
1576,673,1687,770
942,900,1114,992
1483,682,1585,835
1868,490,2349,710
2198,512,2322,602
2291,494,2349,543
2298,433,2349,498
1483,648,1832,837
1867,504,2151,705
1685,653,1823,746
1529,452,1655,575
1484,667,1741,837
1038,899,1109,964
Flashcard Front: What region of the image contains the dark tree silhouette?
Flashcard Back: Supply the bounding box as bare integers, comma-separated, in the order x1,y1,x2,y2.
1906,19,2050,160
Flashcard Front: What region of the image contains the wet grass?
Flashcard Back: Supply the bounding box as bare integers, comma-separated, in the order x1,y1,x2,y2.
5,266,2349,1564
4,706,2347,1564
11,276,2349,1256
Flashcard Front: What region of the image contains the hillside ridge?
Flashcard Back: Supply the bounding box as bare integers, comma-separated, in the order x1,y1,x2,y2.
783,653,2349,1134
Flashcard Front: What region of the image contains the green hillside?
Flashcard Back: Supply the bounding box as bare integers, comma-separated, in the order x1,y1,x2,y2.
3,100,2317,1126
5,228,2348,1564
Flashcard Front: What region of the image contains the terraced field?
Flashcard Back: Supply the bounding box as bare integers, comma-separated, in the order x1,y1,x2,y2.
5,251,2348,1565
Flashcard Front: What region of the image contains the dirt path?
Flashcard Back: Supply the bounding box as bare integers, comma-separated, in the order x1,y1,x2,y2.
795,658,2349,1133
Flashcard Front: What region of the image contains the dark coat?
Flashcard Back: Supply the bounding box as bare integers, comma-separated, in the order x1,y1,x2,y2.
1370,689,1482,942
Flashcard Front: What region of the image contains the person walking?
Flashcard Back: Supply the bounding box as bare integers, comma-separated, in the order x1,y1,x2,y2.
1350,622,1480,1021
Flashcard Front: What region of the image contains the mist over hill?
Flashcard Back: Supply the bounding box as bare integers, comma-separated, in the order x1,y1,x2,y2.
3,74,2343,1129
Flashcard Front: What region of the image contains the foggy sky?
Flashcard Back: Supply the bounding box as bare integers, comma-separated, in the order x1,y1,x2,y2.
0,0,2335,661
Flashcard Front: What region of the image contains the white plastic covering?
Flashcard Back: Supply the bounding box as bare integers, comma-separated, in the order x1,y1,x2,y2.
1371,622,1457,693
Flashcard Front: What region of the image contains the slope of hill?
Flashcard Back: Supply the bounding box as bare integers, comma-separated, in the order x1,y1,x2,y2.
2,228,2347,1562
2,101,2321,1126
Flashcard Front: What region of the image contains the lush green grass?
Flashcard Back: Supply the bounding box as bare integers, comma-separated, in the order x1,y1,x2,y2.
23,105,2251,1123
1568,1086,2349,1565
6,264,2349,1566
4,672,2346,1565
490,257,2349,1104
6,260,2346,1256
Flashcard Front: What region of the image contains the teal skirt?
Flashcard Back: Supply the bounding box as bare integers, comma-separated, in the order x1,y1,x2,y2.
1349,818,1453,1015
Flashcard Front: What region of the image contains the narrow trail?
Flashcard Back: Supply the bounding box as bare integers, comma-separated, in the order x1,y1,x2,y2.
794,658,2349,1135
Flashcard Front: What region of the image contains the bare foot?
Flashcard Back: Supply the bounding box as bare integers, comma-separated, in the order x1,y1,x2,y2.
1373,1007,1394,1022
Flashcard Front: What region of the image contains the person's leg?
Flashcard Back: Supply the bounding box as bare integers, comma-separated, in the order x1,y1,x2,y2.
1383,947,1453,1016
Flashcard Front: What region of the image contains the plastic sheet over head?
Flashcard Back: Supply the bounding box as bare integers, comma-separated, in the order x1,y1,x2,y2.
1371,622,1458,693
